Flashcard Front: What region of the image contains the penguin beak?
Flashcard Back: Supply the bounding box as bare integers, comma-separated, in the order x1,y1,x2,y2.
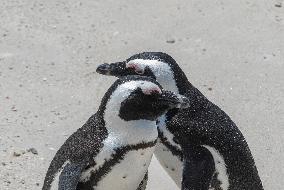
159,91,190,109
96,62,128,77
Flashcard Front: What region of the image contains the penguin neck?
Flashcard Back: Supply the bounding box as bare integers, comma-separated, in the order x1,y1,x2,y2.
104,111,157,147
101,90,157,147
158,63,206,106
169,64,192,95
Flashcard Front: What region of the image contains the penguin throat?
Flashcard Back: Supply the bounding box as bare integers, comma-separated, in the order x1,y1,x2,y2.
102,81,160,146
103,102,157,147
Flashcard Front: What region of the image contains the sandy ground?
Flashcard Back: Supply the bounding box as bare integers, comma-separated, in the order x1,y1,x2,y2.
0,0,283,189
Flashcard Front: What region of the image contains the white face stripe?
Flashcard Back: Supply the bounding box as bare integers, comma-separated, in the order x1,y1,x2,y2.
120,80,161,95
203,145,229,190
126,59,179,93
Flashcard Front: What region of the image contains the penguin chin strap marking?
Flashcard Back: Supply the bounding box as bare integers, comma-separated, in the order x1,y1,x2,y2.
203,145,229,190
157,115,182,151
78,140,157,189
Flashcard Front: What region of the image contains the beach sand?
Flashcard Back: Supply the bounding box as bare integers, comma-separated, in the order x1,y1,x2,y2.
0,0,283,189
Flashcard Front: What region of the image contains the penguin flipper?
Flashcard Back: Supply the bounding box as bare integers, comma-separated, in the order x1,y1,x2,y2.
58,162,86,190
181,145,215,190
137,171,148,190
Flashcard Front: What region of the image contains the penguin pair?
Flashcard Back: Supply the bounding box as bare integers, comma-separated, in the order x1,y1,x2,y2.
42,75,189,190
96,52,264,190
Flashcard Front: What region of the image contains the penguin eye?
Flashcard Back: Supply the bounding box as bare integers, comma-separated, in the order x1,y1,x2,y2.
126,62,144,74
142,87,162,95
135,69,144,74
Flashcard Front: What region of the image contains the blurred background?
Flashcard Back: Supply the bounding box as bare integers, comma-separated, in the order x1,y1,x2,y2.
0,0,283,189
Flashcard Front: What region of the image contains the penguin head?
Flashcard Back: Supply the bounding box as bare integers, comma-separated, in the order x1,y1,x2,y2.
100,75,189,121
96,52,182,93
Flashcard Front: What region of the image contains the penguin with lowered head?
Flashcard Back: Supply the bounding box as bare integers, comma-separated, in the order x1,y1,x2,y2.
42,75,189,190
96,52,264,190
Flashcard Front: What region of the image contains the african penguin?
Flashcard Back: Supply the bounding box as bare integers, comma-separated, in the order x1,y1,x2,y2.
96,52,264,190
42,75,189,190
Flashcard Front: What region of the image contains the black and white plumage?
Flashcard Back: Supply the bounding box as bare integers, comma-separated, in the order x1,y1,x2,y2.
42,75,189,190
96,52,264,190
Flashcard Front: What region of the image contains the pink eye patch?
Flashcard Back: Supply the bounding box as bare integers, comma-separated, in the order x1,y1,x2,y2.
142,87,162,95
126,62,144,74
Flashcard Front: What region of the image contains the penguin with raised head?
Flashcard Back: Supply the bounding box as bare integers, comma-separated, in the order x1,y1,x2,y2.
42,75,189,190
96,52,264,190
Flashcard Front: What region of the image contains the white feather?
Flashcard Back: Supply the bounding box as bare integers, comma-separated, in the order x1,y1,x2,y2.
126,59,179,94
203,145,229,190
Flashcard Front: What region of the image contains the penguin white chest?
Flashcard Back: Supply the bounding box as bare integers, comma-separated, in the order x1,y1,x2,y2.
95,146,155,190
155,142,183,188
154,115,183,188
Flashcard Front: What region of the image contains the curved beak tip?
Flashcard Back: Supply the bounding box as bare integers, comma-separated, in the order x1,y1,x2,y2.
96,63,111,75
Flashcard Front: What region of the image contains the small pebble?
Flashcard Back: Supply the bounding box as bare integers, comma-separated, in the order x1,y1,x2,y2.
27,148,38,155
275,3,282,7
13,151,23,157
11,106,17,112
166,39,175,44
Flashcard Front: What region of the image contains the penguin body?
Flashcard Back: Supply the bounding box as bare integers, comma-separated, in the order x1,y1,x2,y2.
42,75,189,190
173,95,262,190
96,52,264,190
